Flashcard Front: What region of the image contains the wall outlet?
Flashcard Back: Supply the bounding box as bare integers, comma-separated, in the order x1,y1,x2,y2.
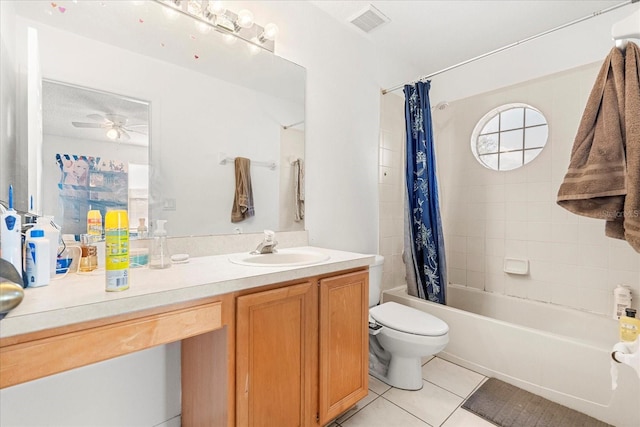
163,198,176,211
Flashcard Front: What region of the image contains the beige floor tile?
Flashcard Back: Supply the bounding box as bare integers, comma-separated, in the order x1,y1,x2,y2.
336,391,378,424
340,397,429,427
421,355,435,365
422,357,485,398
368,375,392,395
442,408,495,427
383,380,463,427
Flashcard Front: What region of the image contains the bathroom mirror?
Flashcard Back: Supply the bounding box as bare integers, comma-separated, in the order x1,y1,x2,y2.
8,0,305,237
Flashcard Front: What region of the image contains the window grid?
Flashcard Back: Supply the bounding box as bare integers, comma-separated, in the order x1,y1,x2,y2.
476,107,547,171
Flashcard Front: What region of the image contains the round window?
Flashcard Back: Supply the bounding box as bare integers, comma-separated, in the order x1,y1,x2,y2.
470,103,548,171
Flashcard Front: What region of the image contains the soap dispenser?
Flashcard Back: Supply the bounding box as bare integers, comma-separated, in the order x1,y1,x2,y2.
620,308,640,342
149,220,171,269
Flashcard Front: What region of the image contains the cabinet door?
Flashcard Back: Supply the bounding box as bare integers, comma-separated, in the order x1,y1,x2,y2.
319,271,369,424
236,281,315,427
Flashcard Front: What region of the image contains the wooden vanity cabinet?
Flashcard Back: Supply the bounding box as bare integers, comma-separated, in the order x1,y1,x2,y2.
0,262,370,427
236,280,316,426
318,271,369,425
235,269,369,427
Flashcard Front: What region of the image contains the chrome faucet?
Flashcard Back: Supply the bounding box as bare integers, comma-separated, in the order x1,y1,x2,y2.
251,230,278,254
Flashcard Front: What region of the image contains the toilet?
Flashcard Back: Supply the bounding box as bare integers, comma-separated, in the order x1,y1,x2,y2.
368,255,449,390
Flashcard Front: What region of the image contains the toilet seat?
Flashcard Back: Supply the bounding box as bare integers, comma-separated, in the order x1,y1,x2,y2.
370,302,449,336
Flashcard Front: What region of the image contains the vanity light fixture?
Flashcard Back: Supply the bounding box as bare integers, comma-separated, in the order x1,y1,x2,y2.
154,0,278,52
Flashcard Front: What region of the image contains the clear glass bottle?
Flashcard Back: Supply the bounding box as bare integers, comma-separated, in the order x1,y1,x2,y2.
149,220,171,269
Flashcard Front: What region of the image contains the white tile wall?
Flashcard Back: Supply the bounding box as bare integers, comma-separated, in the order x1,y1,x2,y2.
379,61,640,317
433,61,640,316
378,93,407,293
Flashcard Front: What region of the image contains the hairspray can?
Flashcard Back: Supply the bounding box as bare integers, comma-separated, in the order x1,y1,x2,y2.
105,210,129,292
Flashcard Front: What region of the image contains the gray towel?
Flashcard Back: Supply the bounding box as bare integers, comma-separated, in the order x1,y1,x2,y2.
231,157,255,223
293,158,305,221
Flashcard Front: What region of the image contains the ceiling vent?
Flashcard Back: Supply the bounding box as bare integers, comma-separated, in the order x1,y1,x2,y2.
349,5,390,33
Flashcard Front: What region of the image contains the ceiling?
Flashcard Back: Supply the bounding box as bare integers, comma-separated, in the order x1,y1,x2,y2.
310,0,628,88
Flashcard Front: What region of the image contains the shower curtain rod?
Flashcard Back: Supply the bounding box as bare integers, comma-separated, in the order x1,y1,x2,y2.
282,120,304,130
381,0,636,95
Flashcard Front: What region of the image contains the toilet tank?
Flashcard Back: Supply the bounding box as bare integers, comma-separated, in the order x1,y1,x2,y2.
369,255,385,307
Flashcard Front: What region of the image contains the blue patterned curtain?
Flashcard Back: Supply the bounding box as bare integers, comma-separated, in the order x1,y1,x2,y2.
403,81,447,304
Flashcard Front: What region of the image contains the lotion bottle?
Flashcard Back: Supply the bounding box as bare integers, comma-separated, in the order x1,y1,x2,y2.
87,209,103,238
25,229,50,287
149,220,171,269
613,284,633,319
1,185,22,279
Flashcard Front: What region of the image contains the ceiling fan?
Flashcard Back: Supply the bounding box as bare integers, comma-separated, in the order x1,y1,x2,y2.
71,113,147,141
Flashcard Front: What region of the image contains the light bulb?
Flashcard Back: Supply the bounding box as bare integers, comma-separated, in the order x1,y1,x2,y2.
262,23,279,41
236,9,254,29
106,128,120,140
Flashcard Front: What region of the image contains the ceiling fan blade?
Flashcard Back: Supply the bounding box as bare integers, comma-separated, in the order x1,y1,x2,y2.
119,129,131,140
125,123,148,128
86,113,107,122
123,127,147,135
104,113,128,125
72,122,104,128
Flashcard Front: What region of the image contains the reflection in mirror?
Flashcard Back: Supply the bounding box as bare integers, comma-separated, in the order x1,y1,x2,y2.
10,0,305,238
42,80,150,236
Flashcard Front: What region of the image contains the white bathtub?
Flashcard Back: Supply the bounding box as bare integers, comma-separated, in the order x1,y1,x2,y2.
383,284,640,427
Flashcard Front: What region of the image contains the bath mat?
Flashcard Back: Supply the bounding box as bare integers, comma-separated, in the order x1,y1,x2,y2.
462,378,612,427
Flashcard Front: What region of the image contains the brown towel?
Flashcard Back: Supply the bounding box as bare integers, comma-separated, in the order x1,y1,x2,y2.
606,43,640,251
557,46,626,218
231,157,255,223
557,42,640,253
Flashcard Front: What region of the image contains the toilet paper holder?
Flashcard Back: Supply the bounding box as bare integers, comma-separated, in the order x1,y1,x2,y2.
611,339,640,379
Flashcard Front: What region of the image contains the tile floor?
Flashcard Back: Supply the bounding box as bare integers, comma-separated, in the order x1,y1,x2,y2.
329,356,494,427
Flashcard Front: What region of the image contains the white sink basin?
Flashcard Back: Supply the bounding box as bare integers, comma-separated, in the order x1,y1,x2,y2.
228,249,330,267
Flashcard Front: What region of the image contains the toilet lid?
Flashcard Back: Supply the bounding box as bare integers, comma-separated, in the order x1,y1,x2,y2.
370,302,449,336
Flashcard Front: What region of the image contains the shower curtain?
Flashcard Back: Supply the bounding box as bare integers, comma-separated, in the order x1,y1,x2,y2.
403,81,447,304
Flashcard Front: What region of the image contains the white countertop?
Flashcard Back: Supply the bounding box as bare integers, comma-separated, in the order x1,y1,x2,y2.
1,247,374,339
